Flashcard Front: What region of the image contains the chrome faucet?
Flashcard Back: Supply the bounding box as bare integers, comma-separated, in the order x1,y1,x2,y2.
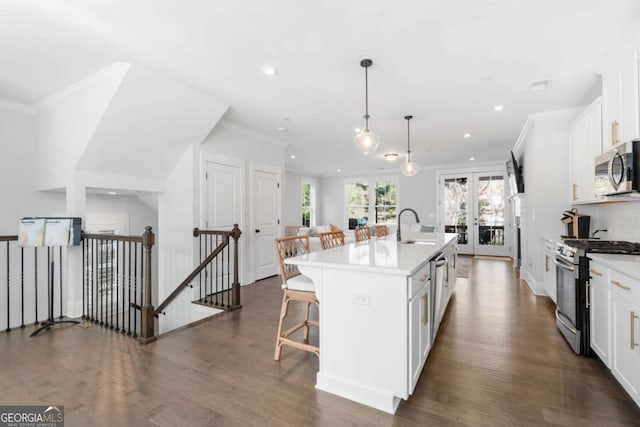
396,208,421,241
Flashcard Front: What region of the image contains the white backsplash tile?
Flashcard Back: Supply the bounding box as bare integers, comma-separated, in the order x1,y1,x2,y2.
576,202,640,242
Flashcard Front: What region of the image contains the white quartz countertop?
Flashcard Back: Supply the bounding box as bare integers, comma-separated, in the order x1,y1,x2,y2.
286,233,457,276
589,254,640,279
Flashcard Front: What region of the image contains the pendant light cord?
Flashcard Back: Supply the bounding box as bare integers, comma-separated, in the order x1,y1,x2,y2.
406,117,412,162
364,65,370,130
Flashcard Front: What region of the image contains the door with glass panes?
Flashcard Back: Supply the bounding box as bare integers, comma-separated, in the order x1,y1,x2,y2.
440,172,509,256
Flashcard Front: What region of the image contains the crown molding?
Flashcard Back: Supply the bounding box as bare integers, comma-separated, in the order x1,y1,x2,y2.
0,98,36,115
215,120,288,149
34,62,131,110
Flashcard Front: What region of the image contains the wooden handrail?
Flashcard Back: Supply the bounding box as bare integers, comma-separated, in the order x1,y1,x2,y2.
0,235,18,242
81,232,143,243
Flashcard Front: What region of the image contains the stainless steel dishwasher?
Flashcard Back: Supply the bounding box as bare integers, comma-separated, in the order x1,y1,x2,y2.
431,252,447,342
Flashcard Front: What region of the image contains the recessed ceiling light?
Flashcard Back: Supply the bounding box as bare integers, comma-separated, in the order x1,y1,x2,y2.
463,133,471,139
337,169,342,172
107,191,117,195
469,157,476,161
290,155,296,159
354,128,361,133
494,105,504,111
482,77,491,83
384,153,399,161
529,79,550,92
276,126,288,132
262,65,277,76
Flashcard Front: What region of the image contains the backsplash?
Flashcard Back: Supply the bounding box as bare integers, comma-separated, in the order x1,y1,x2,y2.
576,202,640,242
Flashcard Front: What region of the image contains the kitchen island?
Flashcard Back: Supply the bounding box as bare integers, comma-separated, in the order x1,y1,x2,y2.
286,233,458,414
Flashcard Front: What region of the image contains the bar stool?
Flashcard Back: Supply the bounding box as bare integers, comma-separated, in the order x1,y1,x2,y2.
273,235,319,360
374,225,389,238
355,226,371,242
319,230,345,249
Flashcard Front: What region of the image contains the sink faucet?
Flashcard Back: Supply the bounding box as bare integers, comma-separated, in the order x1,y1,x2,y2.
592,229,608,239
396,208,421,241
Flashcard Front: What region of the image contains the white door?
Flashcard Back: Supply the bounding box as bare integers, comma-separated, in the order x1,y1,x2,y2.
440,171,509,256
205,161,241,230
253,167,280,280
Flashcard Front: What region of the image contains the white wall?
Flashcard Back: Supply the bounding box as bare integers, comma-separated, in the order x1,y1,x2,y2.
516,109,579,292
86,194,158,236
398,168,438,226
0,107,66,235
318,175,346,227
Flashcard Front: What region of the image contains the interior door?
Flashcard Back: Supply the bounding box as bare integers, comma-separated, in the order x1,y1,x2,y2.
473,174,508,256
254,168,280,280
205,161,241,230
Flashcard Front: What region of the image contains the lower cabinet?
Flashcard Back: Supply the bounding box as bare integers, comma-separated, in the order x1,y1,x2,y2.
611,275,640,406
589,261,610,365
408,282,430,393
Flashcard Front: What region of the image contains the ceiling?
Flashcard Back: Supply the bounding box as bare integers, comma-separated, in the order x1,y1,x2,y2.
2,0,640,176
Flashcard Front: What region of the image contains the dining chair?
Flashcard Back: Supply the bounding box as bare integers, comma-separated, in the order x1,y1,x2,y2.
318,230,345,250
273,235,319,360
354,226,371,243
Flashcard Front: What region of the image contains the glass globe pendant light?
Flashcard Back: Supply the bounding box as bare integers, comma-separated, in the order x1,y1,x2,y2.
354,59,380,155
401,115,419,176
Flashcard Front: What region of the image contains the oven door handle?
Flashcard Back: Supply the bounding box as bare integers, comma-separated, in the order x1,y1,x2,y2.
554,257,575,272
556,309,578,335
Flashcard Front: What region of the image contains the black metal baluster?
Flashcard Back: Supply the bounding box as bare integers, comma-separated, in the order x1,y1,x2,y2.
226,244,230,307
127,241,132,336
132,243,138,338
115,241,120,332
47,248,51,323
34,248,38,325
99,239,104,326
20,247,24,328
108,240,113,329
199,235,203,301
6,241,10,331
214,235,218,305
59,246,63,319
138,242,143,338
205,235,209,303
82,239,85,319
93,239,98,323
121,241,127,334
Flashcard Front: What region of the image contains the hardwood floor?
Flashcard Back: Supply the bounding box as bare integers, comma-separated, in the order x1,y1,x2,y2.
1,257,639,426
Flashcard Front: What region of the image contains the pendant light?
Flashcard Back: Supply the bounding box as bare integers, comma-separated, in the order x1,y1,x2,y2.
354,59,380,155
401,115,419,176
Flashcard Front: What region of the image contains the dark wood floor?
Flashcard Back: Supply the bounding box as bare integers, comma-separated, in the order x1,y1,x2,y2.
1,257,639,426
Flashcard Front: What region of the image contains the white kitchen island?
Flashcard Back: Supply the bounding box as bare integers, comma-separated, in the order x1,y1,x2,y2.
286,233,458,414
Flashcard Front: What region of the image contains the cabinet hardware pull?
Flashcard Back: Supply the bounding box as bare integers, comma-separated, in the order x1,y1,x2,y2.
585,281,590,309
631,311,639,350
545,255,549,272
611,280,631,290
589,268,602,276
423,293,429,325
572,183,577,201
420,274,428,283
612,120,619,146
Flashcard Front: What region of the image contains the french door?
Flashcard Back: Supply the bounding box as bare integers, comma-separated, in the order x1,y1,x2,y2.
440,171,509,256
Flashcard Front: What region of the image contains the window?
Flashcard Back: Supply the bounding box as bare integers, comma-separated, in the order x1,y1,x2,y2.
346,178,398,228
301,181,315,226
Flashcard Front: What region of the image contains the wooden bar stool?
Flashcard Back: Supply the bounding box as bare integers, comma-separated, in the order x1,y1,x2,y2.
319,230,345,249
273,235,319,360
355,226,371,242
374,225,389,238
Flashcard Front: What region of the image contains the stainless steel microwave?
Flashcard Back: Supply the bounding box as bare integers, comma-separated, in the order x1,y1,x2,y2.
594,140,640,196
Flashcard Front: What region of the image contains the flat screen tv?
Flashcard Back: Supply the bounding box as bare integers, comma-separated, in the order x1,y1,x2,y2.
506,151,524,196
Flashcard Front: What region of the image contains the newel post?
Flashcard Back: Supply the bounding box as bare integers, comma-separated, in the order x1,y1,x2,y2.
230,224,242,311
139,226,156,344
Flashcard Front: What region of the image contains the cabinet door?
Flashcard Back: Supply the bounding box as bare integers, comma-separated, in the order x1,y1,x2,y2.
568,125,581,202
589,262,609,366
603,70,621,148
408,284,429,394
618,55,640,143
611,291,640,405
543,244,556,303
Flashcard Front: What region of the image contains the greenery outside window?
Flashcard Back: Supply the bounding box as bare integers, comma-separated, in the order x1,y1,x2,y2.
301,182,314,226
346,178,398,227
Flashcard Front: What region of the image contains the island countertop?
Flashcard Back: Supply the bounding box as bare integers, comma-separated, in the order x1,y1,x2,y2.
286,232,458,276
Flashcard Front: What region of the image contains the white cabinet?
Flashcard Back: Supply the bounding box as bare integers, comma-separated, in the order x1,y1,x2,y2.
610,270,640,406
603,52,640,148
408,281,430,393
542,239,557,303
589,260,610,365
568,98,603,202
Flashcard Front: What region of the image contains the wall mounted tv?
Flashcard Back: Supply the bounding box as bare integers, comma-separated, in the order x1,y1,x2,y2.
506,151,524,196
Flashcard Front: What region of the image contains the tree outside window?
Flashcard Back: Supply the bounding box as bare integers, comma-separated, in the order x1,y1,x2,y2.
302,182,312,226
346,179,398,226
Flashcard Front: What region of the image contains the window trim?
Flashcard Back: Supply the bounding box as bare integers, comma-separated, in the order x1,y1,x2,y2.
344,176,399,228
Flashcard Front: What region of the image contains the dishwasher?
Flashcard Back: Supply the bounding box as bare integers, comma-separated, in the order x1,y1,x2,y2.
431,252,447,342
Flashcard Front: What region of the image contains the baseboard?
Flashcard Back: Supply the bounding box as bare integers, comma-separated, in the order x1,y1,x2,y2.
520,269,545,296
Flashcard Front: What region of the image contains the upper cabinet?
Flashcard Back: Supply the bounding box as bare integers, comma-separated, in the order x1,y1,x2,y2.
568,98,603,202
602,51,640,148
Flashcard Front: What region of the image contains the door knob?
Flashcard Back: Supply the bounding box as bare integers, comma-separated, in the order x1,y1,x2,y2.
255,229,261,233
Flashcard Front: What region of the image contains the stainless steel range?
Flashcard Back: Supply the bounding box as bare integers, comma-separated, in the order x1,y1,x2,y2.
555,239,640,355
